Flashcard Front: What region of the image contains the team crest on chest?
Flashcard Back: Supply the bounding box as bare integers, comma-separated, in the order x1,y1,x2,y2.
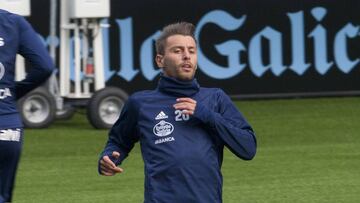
153,111,175,144
153,120,174,137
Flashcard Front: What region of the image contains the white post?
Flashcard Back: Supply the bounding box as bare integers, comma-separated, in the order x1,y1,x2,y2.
93,20,105,90
59,0,70,97
74,20,81,97
82,18,91,95
15,55,26,81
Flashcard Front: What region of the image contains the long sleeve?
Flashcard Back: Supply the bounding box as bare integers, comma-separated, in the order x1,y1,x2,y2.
15,16,54,99
99,96,140,168
194,89,257,160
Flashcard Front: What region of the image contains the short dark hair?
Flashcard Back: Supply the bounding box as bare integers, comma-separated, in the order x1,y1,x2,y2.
155,22,196,55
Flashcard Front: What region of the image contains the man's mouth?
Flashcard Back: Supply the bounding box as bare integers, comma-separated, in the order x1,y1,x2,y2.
180,63,193,72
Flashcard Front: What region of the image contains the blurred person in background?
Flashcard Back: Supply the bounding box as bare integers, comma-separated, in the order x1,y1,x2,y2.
98,22,256,203
0,9,54,203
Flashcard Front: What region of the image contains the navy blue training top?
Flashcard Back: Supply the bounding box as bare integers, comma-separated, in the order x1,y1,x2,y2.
100,75,257,203
0,9,54,129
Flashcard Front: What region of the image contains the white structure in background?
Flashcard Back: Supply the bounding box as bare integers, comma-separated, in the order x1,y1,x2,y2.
59,0,127,129
1,0,128,129
0,0,30,81
0,0,30,16
60,0,109,99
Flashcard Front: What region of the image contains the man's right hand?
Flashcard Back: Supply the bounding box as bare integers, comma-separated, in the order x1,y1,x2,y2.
99,151,124,176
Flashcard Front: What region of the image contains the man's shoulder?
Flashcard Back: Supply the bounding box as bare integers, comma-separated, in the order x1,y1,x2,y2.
0,9,22,22
0,10,28,33
126,89,161,111
130,89,158,100
127,89,162,105
197,87,231,105
199,87,226,96
0,9,11,16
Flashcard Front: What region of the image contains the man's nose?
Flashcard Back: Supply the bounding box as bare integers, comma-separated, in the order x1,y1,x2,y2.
183,50,190,60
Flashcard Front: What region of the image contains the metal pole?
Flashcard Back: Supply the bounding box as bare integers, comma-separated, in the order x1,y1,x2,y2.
60,0,70,96
49,0,57,61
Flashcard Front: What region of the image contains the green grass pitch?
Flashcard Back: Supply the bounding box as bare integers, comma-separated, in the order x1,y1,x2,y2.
12,97,360,202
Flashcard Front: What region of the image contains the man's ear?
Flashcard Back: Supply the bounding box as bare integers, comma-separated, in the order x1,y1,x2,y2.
155,54,164,68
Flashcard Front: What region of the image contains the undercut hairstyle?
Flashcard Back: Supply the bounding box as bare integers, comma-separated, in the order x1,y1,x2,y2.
155,22,197,55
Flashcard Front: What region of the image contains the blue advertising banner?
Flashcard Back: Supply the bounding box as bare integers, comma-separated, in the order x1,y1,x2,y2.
28,0,360,98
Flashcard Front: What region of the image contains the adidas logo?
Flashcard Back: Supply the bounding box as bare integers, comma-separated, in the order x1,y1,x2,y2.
155,111,168,120
0,38,4,47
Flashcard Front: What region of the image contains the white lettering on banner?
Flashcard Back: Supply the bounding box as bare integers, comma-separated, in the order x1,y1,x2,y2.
334,24,360,73
307,7,333,75
115,18,139,81
37,7,360,81
195,10,247,79
194,7,359,78
248,27,286,77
